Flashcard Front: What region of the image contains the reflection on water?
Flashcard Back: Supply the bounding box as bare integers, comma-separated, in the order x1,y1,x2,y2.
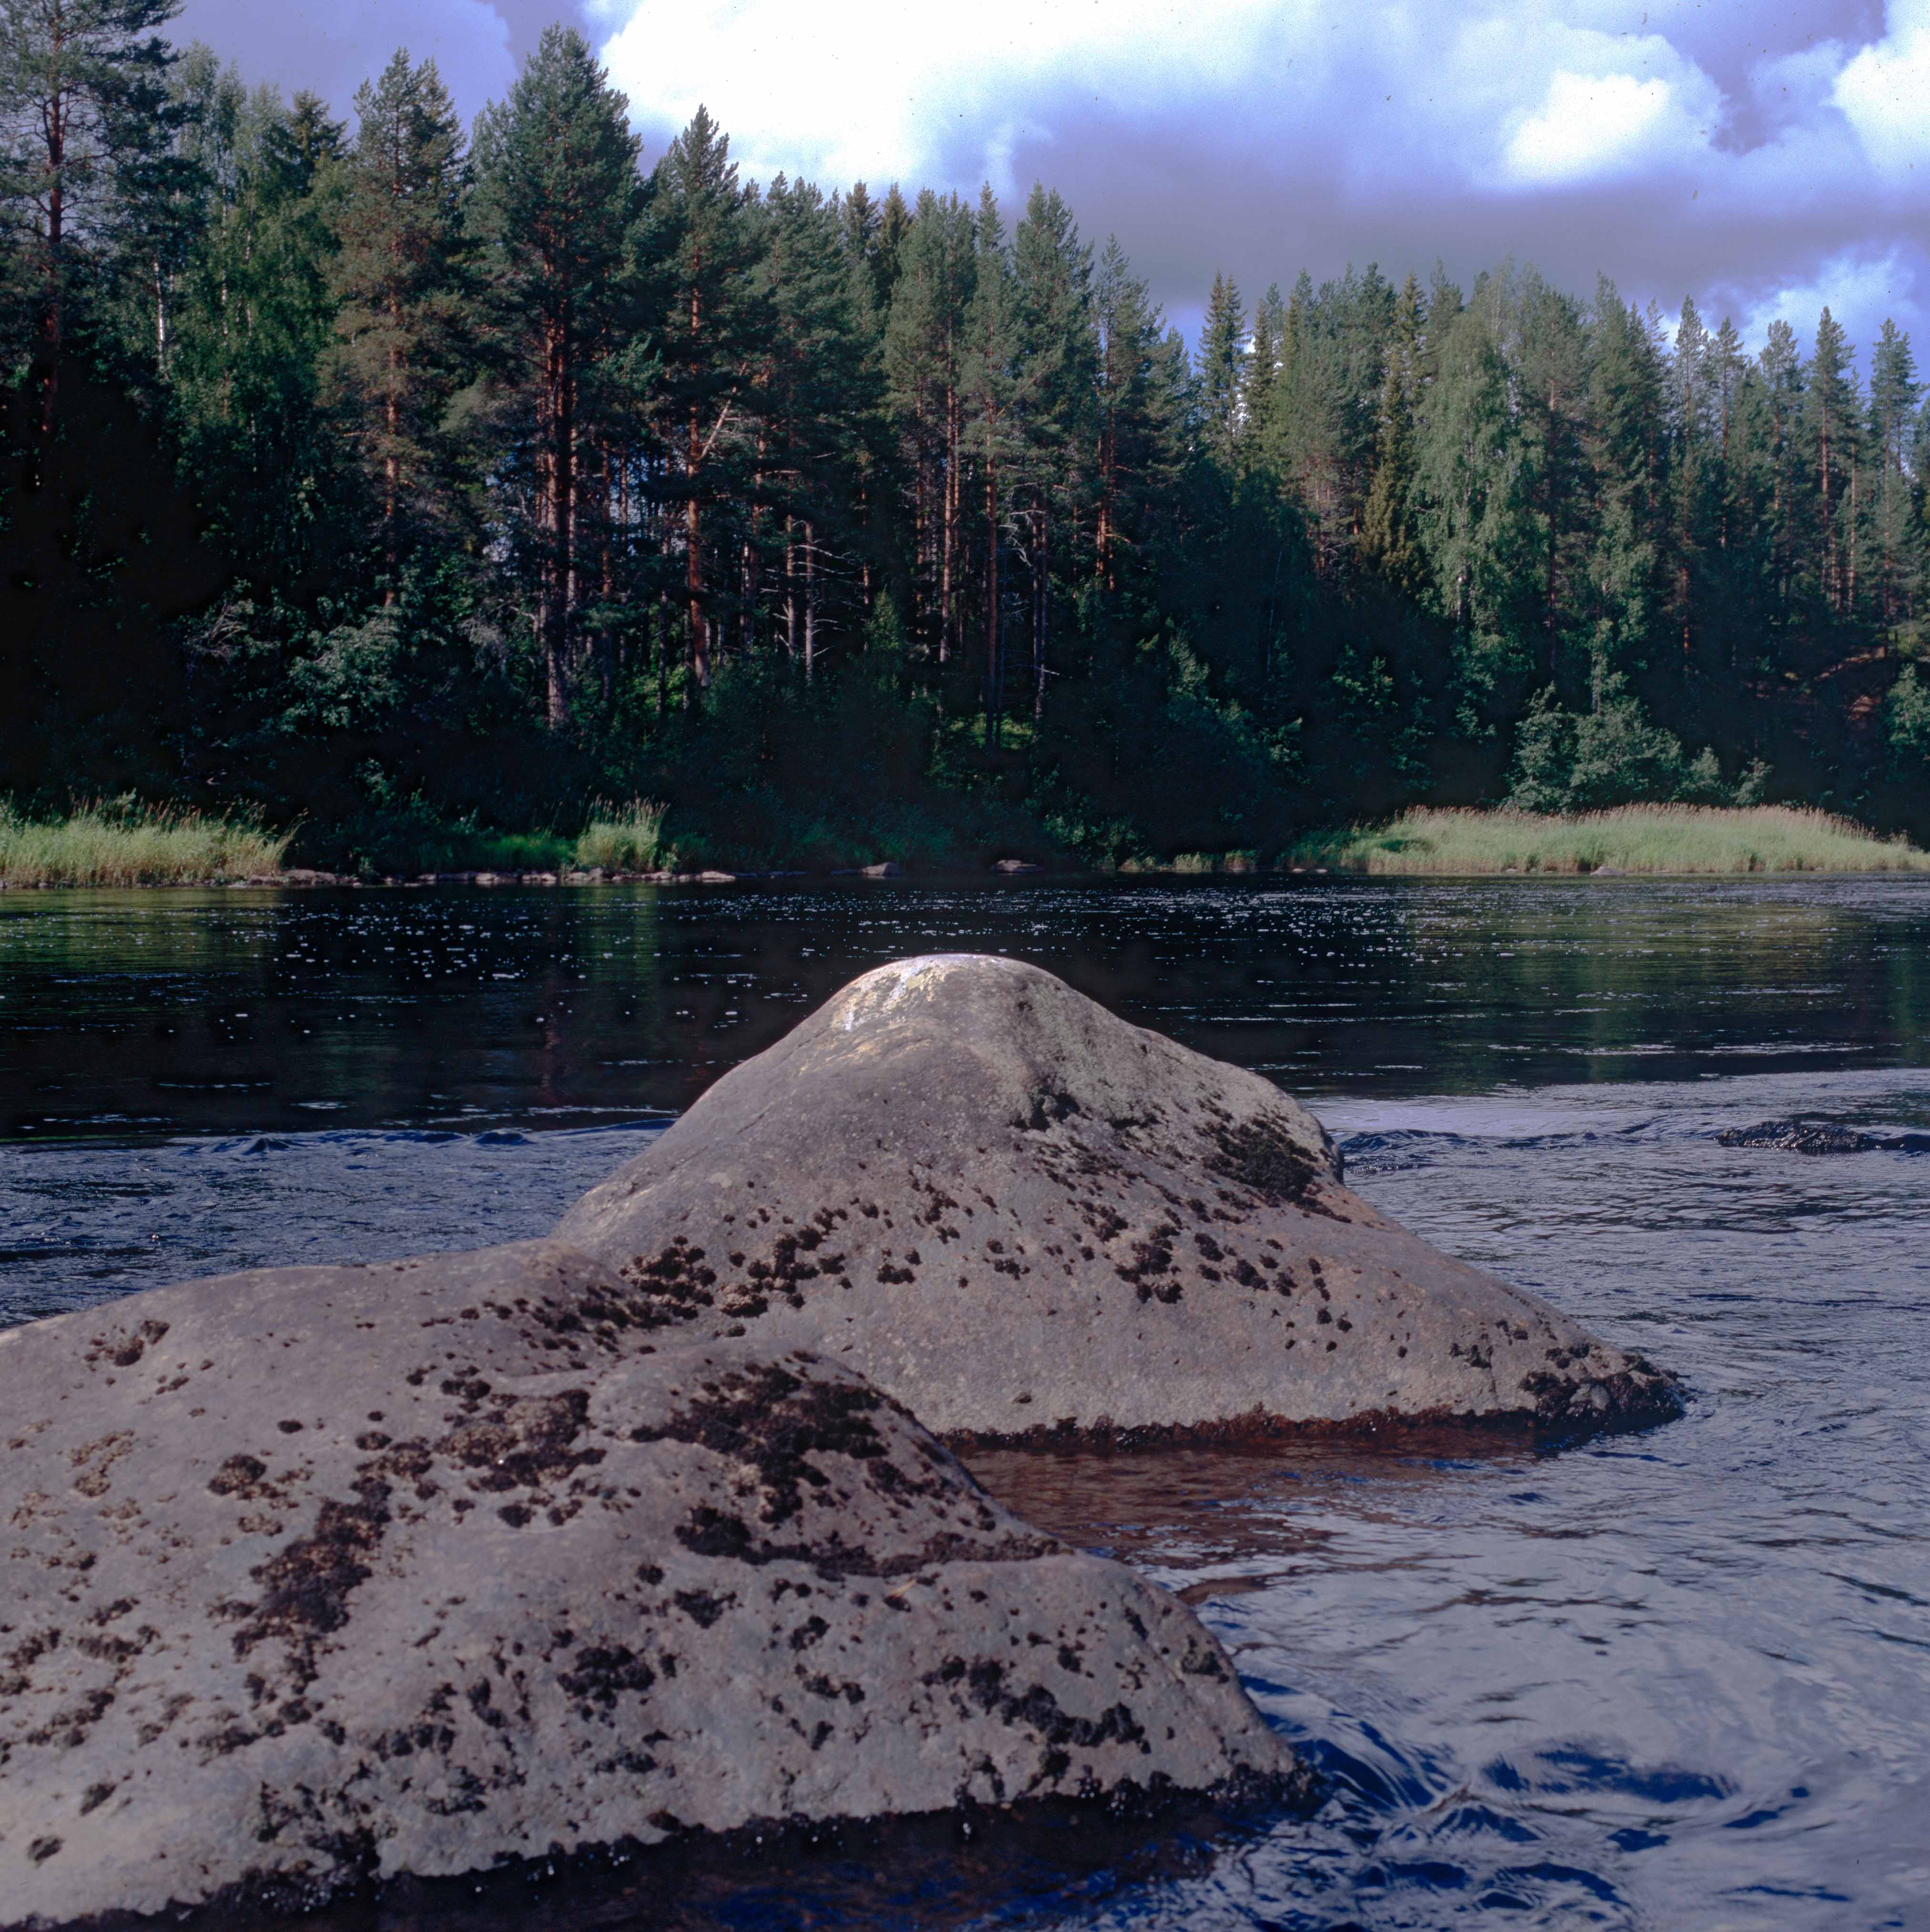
4,875,1930,1139
2,879,1928,1929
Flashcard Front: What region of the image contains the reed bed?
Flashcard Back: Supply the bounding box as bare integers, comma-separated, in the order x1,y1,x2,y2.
0,802,293,887
573,799,672,874
1288,805,1930,877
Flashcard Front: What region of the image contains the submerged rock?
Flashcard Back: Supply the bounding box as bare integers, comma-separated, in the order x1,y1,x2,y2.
1716,1118,1930,1154
0,1241,1301,1929
556,955,1680,1443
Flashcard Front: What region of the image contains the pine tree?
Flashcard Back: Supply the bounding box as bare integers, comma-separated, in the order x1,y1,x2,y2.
0,0,194,441
328,49,465,592
882,188,973,658
963,184,1020,745
1011,182,1093,717
759,172,877,674
469,25,642,726
1806,308,1859,618
647,105,763,696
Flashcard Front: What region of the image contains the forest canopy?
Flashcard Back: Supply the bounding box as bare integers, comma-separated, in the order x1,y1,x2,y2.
3,5,1927,869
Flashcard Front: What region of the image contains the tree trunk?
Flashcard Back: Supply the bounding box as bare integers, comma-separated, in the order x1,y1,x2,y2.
984,464,1000,750
35,81,68,453
1033,503,1048,723
941,380,959,663
784,514,797,659
804,520,818,680
687,407,708,690
686,286,709,691
540,317,575,730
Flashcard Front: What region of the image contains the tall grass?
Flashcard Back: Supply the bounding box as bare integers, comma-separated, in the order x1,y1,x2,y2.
1288,805,1930,876
573,798,672,873
0,800,293,886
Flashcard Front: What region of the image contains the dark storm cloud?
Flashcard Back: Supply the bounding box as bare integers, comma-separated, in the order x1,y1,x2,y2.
168,0,594,123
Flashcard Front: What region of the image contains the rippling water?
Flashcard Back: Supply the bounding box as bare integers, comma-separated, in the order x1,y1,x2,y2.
3,878,1927,1929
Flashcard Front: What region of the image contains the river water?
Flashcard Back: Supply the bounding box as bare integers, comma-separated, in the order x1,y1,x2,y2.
2,879,1927,1930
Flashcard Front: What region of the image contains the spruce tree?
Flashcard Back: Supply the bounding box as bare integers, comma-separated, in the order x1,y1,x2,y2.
1244,282,1285,449
1867,318,1921,634
1359,274,1426,599
1197,270,1244,460
469,25,642,726
1092,235,1182,597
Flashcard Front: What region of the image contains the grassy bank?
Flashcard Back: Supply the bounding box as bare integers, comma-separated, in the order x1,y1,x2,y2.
0,802,294,886
1288,805,1930,876
0,798,673,887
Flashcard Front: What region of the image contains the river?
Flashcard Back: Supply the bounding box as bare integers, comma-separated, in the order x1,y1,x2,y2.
2,877,1926,1929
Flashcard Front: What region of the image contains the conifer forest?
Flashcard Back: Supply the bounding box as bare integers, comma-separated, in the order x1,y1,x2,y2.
5,6,1930,869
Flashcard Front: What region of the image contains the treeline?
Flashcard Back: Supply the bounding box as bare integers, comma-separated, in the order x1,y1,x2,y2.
3,6,1928,869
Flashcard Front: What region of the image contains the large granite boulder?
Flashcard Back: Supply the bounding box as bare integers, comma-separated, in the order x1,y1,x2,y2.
556,955,1679,1442
0,1241,1301,1928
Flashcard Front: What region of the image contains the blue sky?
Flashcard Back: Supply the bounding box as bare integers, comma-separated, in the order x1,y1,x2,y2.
175,0,1930,362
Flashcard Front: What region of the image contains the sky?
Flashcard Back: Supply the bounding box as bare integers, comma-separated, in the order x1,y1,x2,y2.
172,0,1930,361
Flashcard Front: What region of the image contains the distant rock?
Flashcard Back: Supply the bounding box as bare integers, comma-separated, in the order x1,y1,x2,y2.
0,1241,1301,1928
1717,1118,1930,1154
555,955,1680,1443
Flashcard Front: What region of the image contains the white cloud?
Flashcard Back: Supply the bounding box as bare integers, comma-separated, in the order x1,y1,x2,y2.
1834,0,1930,178
592,0,1296,187
1505,70,1679,185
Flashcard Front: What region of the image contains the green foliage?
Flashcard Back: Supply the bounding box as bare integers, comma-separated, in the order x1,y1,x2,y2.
1508,681,1745,813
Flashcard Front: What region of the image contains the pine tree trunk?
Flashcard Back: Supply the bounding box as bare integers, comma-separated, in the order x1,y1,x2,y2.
1847,464,1858,618
35,83,67,453
804,520,818,680
784,515,797,659
1819,402,1836,615
941,384,959,665
1033,503,1048,723
686,287,709,690
984,464,1000,750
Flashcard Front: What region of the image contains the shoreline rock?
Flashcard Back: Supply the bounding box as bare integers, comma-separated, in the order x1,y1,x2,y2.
556,955,1682,1445
0,1241,1304,1929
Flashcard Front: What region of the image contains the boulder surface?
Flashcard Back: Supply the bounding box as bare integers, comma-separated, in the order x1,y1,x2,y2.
0,1240,1300,1928
556,954,1680,1442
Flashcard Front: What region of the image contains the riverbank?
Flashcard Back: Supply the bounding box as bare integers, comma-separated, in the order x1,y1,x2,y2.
1286,804,1930,875
0,802,293,887
0,798,674,888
